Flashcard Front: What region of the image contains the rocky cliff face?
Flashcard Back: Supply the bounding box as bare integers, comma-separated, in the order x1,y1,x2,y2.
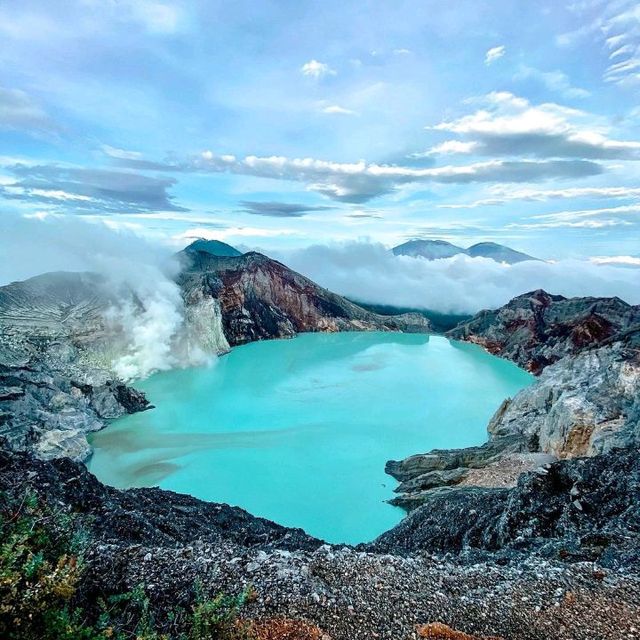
178,246,430,346
445,290,640,457
486,343,640,457
447,289,639,373
0,272,151,461
388,289,640,510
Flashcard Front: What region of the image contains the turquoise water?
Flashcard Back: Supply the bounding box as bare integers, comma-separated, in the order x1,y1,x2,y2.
87,332,532,544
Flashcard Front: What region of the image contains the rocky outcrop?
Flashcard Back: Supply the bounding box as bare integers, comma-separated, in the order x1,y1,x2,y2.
389,290,640,510
448,292,640,460
446,289,639,373
178,245,430,346
373,447,640,568
0,272,152,460
486,343,640,457
0,363,150,461
386,435,526,483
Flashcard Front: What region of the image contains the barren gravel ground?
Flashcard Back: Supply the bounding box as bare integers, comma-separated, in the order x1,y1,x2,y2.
458,454,557,489
88,542,640,640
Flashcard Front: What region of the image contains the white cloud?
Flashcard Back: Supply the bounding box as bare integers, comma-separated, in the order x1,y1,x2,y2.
176,150,602,203
418,140,478,156
28,188,93,202
0,163,185,213
22,210,55,221
429,91,640,159
301,60,336,79
507,219,631,230
485,45,506,65
591,255,640,267
0,213,202,379
437,186,640,208
602,3,640,85
102,144,143,160
560,1,640,85
273,241,640,313
322,105,358,116
532,203,640,223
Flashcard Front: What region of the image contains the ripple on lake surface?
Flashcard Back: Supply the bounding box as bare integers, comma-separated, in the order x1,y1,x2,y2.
88,332,533,544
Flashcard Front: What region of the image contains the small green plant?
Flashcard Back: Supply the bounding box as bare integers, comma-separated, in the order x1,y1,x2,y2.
94,584,164,639
0,489,94,639
0,487,259,639
189,582,255,640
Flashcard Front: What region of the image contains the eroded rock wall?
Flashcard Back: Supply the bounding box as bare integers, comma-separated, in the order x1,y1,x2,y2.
389,289,640,509
177,249,431,345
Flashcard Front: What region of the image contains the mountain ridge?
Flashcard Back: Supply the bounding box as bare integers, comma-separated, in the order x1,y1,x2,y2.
392,239,539,264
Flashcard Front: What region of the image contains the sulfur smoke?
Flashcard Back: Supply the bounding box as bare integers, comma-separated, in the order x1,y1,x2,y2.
0,215,208,380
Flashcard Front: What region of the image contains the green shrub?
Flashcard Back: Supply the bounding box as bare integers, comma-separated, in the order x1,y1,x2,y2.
189,583,255,640
0,490,93,640
0,488,256,640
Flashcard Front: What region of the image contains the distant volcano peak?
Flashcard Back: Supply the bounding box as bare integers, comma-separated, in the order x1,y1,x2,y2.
392,239,539,264
183,238,243,258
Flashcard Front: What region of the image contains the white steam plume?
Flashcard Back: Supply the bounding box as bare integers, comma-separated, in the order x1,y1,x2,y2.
0,214,210,379
272,241,640,314
105,274,186,380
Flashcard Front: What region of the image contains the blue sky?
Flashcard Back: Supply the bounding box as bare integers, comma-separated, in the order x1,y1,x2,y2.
1,0,640,259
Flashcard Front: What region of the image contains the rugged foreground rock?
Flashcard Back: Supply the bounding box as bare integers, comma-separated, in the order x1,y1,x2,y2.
374,448,640,567
2,445,639,639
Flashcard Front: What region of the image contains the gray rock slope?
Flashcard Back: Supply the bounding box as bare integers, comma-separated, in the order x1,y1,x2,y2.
0,272,150,460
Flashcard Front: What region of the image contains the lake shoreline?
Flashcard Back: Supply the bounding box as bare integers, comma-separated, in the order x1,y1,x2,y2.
88,332,532,544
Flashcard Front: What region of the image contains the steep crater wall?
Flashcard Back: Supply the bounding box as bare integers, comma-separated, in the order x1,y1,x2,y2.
387,289,640,516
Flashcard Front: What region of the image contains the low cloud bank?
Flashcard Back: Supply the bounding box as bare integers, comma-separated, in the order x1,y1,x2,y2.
273,242,640,314
0,215,205,379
